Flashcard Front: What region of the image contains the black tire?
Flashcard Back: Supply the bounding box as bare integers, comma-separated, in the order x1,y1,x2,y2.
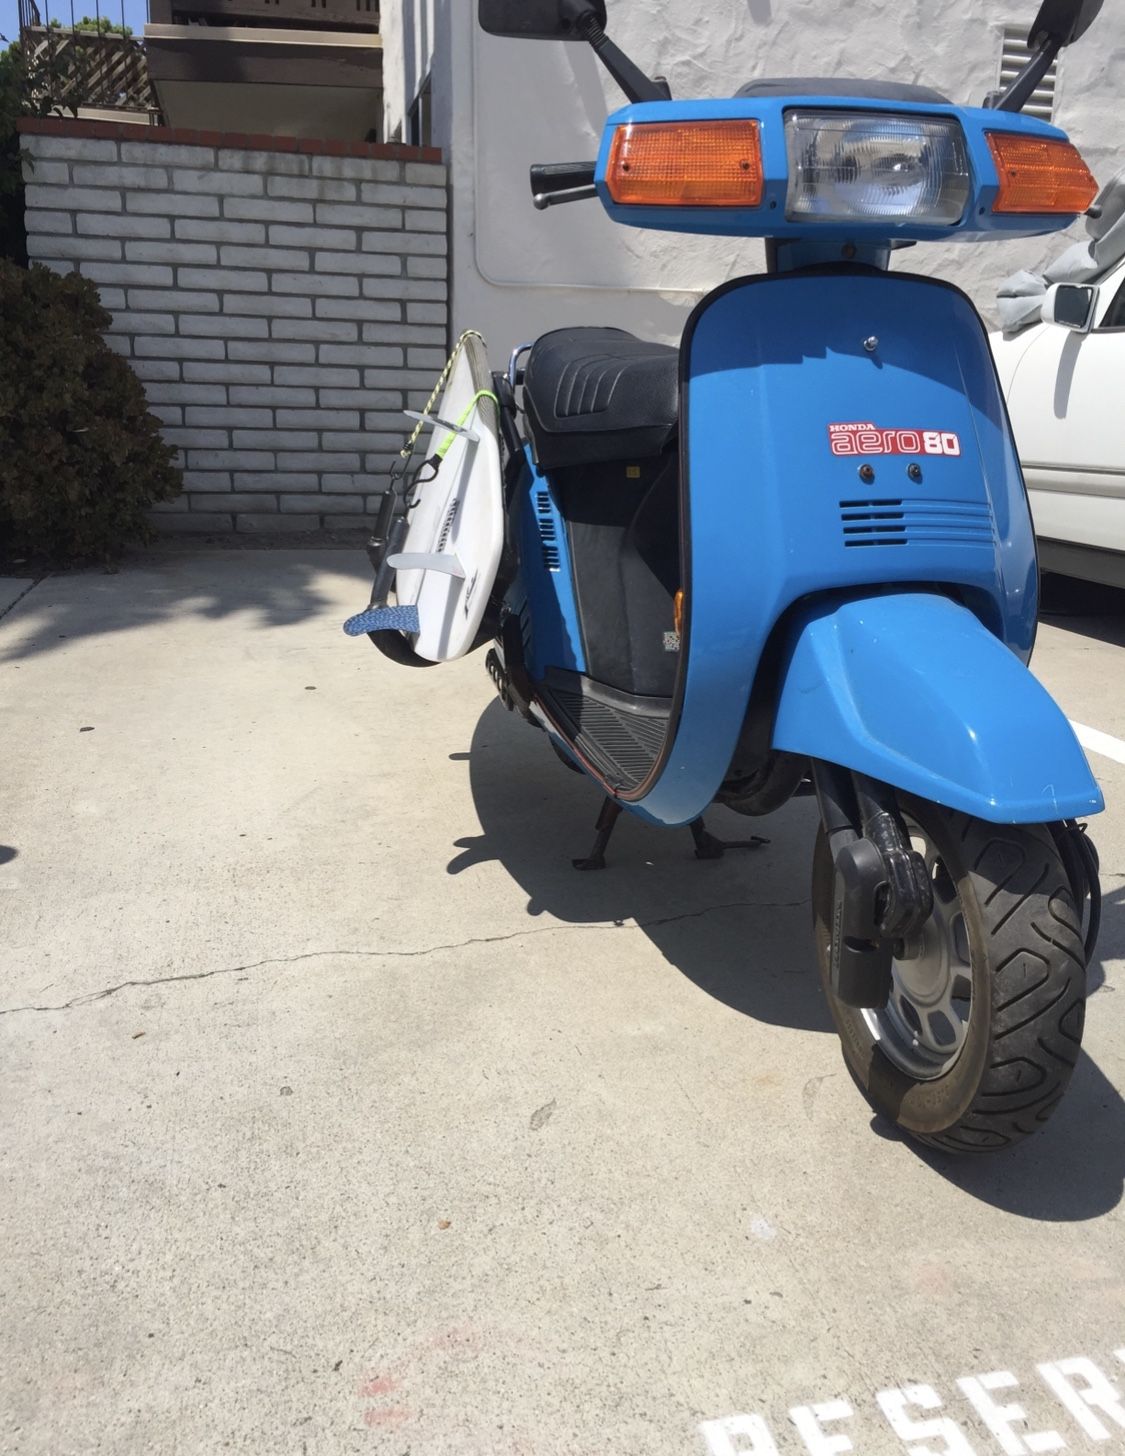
370,619,495,668
812,795,1087,1153
370,630,438,668
367,589,439,668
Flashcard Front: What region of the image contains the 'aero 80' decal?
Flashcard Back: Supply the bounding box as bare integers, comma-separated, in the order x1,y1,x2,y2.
829,422,962,457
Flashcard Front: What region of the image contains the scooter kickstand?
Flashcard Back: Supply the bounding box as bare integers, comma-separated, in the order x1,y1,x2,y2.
689,818,769,861
573,797,624,872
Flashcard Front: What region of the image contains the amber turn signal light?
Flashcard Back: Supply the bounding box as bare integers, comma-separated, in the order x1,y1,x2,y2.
987,132,1098,215
606,120,764,208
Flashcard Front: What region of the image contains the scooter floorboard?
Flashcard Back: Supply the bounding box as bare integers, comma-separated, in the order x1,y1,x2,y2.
538,668,671,793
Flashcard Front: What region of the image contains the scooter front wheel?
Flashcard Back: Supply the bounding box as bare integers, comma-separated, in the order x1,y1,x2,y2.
812,796,1087,1153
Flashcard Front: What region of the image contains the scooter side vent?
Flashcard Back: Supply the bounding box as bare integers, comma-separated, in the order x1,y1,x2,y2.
840,498,994,549
840,498,907,547
535,489,561,571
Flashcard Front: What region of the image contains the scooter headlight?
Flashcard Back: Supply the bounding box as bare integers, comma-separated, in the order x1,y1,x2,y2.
784,111,971,225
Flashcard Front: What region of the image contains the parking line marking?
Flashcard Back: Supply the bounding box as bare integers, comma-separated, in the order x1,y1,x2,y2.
1071,721,1125,767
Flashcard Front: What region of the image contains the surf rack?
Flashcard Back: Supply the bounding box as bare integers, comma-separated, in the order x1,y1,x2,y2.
343,331,497,642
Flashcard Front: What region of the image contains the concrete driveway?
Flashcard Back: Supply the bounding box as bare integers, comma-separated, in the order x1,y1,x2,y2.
1,549,1123,1456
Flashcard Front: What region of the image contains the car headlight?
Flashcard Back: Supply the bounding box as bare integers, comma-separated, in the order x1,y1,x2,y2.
784,111,971,225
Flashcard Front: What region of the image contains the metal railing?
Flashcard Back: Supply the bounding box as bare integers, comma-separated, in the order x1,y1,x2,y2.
145,0,380,30
16,0,160,119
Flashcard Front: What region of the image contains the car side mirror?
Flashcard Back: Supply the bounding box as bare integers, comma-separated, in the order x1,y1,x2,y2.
1043,282,1099,332
478,0,607,39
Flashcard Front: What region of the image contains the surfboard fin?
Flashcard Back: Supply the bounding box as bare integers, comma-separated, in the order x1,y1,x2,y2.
403,410,480,444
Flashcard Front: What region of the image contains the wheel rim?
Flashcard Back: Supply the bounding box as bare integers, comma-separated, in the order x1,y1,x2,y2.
861,816,973,1081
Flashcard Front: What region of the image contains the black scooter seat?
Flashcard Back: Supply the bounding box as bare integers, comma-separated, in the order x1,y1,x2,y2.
523,327,679,471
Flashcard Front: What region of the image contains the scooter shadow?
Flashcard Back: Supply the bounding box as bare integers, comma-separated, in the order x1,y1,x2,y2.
448,700,830,1034
451,701,1125,1219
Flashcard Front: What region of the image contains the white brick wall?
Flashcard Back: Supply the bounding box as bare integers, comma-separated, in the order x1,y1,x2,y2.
21,125,449,535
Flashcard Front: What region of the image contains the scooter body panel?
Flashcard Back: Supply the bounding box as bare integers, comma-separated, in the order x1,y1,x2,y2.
773,590,1103,821
630,268,1041,827
517,447,586,678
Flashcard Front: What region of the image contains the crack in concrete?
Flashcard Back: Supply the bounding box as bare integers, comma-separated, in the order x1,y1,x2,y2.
0,897,811,1017
0,574,47,626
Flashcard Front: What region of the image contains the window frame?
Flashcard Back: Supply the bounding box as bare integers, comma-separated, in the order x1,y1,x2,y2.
408,73,433,149
1092,260,1125,334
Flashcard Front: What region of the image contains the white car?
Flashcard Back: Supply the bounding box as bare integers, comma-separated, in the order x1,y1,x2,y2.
990,259,1125,589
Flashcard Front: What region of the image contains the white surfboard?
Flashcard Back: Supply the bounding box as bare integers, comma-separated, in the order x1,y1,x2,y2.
390,333,504,662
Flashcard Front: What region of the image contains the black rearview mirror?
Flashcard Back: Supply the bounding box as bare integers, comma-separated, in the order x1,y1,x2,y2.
478,0,608,40
1029,0,1104,49
478,0,667,103
990,0,1102,109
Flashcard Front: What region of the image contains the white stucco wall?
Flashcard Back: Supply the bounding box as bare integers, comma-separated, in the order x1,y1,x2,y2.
386,0,1124,364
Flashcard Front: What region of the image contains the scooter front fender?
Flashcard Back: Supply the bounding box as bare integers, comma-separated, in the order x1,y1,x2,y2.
772,591,1103,823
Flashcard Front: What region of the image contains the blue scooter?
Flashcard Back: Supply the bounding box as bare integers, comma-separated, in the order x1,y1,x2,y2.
361,0,1107,1152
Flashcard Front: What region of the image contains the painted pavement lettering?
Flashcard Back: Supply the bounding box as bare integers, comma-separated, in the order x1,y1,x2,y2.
701,1348,1125,1455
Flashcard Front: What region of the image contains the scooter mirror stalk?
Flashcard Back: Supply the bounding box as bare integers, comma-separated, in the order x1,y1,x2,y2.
558,0,671,102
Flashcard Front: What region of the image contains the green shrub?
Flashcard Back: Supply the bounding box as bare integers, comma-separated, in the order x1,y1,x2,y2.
1,32,131,265
0,261,182,561
0,44,28,265
50,17,134,35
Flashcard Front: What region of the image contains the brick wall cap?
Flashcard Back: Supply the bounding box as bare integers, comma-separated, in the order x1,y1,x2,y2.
18,117,442,165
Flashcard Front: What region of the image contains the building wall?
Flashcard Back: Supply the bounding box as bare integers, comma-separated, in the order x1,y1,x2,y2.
384,0,1125,365
381,0,454,149
20,118,448,534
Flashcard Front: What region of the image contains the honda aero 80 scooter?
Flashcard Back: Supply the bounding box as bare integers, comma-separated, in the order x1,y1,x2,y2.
348,0,1107,1153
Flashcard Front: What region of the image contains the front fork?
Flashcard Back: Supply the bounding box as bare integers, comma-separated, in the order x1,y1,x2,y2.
811,762,934,1009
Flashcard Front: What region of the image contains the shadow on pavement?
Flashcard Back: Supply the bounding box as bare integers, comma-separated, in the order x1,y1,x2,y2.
1040,574,1125,649
874,875,1125,1220
872,1040,1125,1221
457,700,1125,1218
0,846,16,866
451,700,832,1035
1089,875,1125,994
0,548,371,665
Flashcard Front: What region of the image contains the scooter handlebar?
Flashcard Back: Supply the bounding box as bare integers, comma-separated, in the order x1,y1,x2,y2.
530,161,598,210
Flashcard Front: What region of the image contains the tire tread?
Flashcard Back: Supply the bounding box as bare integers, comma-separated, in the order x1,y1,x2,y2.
922,821,1085,1154
813,808,1089,1156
